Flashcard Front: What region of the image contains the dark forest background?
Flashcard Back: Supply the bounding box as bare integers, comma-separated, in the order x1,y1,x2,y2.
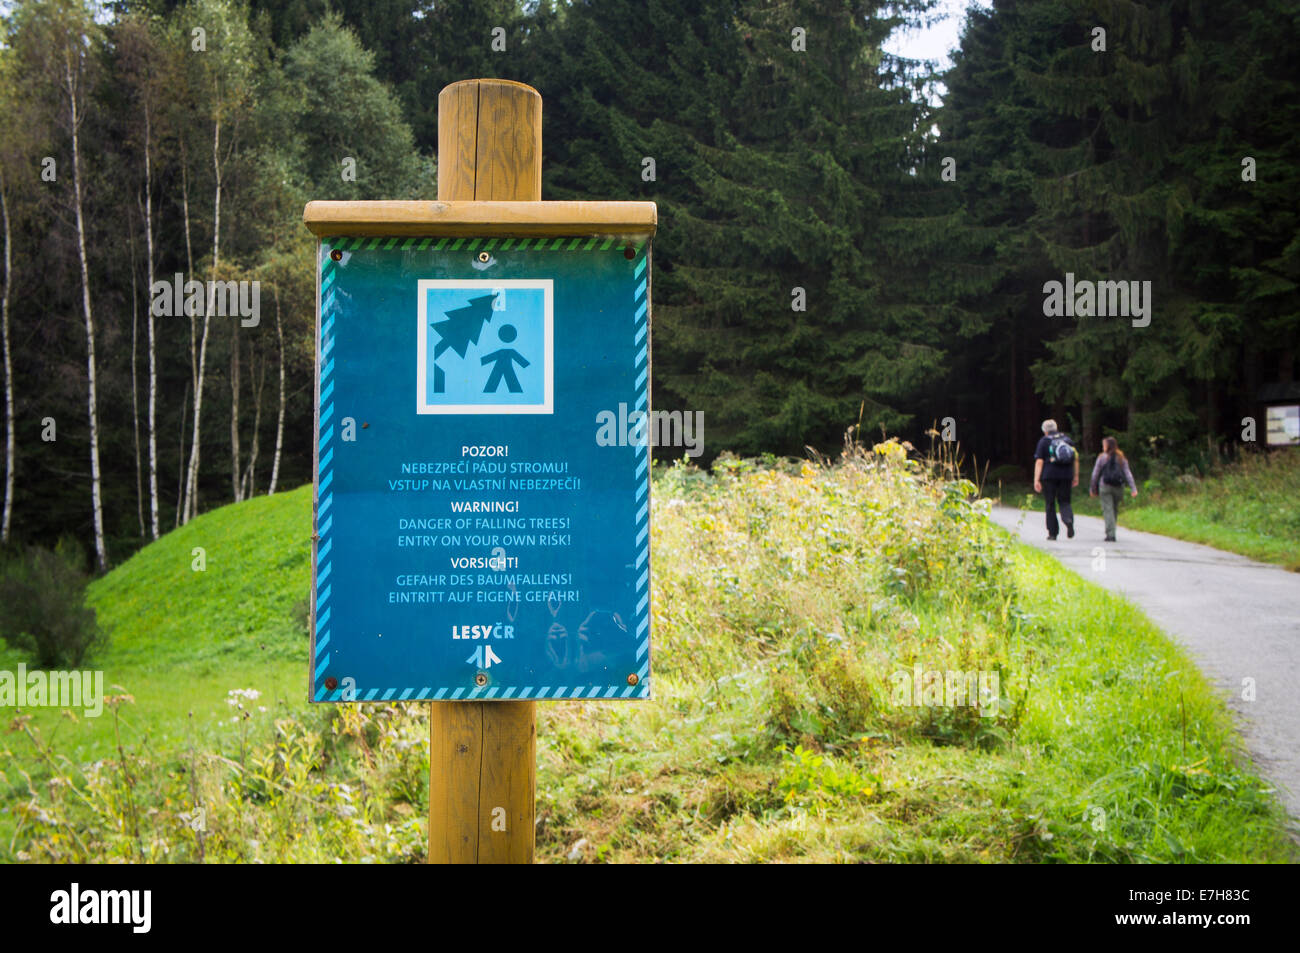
1,0,1296,570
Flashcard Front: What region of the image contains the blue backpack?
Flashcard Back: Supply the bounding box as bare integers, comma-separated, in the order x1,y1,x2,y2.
1047,433,1075,465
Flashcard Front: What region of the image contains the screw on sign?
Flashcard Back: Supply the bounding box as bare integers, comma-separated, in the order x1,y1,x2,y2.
303,79,656,864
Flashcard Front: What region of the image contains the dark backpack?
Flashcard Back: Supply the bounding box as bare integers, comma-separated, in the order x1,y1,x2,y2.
1101,453,1125,486
1047,433,1075,465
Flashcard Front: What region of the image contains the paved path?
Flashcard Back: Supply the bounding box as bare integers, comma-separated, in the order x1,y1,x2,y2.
988,504,1300,822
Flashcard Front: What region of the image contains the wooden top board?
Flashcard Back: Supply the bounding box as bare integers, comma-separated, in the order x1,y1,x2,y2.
302,200,657,239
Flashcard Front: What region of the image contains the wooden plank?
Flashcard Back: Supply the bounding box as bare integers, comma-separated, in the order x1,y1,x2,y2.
474,80,542,202
475,701,537,863
427,703,483,863
302,200,657,238
428,78,540,866
436,81,478,203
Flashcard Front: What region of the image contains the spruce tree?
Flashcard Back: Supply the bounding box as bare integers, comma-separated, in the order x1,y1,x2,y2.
538,0,947,455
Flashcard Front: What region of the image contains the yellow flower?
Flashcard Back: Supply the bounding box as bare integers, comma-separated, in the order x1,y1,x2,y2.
872,438,907,461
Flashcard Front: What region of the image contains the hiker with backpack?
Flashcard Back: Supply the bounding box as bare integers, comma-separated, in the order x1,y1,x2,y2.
1033,419,1079,541
1089,436,1139,542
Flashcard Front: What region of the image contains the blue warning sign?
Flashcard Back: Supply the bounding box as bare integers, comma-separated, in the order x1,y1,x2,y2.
310,236,652,703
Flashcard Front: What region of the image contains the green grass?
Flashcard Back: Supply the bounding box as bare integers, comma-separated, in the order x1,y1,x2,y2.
534,451,1293,862
1,449,1294,863
28,485,312,761
0,488,312,851
992,451,1300,570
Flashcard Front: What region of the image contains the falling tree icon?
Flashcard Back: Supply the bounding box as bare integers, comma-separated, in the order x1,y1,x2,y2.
430,292,497,392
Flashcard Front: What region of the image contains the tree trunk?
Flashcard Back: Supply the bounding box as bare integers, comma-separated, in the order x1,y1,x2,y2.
231,313,241,502
184,115,221,523
1242,336,1260,442
184,288,212,524
0,173,13,544
269,283,285,495
243,347,263,499
1008,309,1020,464
67,50,107,571
1205,382,1219,458
1081,387,1098,457
130,230,144,537
143,103,159,539
179,140,199,522
176,379,189,528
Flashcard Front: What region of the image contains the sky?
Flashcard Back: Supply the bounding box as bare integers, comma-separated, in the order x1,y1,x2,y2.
883,0,993,100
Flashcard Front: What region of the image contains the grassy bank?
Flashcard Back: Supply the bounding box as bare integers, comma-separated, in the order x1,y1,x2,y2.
1,447,1293,863
995,451,1300,570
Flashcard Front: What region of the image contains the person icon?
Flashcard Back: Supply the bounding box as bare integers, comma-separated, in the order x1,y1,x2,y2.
480,324,529,393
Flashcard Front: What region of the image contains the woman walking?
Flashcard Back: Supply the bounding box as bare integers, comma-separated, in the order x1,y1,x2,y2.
1089,436,1138,541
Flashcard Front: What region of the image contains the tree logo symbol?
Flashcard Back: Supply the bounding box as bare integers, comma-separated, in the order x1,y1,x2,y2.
417,279,553,415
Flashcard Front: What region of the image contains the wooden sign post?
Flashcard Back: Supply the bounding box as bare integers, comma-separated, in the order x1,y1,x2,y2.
429,79,541,866
303,79,655,864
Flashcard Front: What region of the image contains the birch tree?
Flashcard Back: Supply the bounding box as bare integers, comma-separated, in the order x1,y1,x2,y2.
65,12,106,569
0,167,12,544
15,0,108,569
0,50,22,544
129,226,144,537
267,280,284,495
118,15,169,540
178,0,255,521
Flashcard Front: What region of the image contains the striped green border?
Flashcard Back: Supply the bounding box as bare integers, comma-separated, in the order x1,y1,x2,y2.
323,236,649,254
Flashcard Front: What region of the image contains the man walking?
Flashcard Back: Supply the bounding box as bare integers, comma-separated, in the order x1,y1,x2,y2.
1033,419,1079,541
